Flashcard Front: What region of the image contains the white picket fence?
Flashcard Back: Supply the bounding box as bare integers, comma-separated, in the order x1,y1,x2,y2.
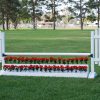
0,29,100,78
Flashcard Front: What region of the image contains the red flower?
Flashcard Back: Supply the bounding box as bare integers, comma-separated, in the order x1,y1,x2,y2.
7,65,15,71
58,57,62,61
50,56,54,62
62,59,66,64
41,58,45,62
58,57,62,63
73,66,78,70
79,57,84,61
83,66,87,71
43,65,48,71
35,65,39,69
65,66,69,70
83,57,89,64
84,57,88,61
39,65,43,71
24,57,29,62
47,65,52,69
39,65,43,69
60,65,64,69
66,58,70,64
53,58,57,63
74,58,79,64
60,65,65,72
5,56,13,62
16,57,24,62
4,65,9,70
70,58,74,63
46,58,49,62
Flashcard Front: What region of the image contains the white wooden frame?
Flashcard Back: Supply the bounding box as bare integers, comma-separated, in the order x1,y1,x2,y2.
0,29,100,78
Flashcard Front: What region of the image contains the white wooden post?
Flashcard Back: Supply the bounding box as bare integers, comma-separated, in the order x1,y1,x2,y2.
88,31,97,78
91,31,95,73
0,32,5,72
0,31,2,62
1,32,5,70
94,29,98,64
99,28,100,66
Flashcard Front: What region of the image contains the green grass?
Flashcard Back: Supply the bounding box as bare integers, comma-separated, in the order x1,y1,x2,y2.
5,29,91,52
0,29,100,100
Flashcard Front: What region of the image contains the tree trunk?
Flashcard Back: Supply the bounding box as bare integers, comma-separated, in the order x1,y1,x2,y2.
2,12,5,30
97,0,100,28
32,0,36,30
14,21,17,29
53,0,56,30
81,20,83,30
80,0,83,30
6,15,9,30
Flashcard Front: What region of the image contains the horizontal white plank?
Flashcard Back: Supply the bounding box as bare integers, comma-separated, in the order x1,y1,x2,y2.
0,70,89,78
5,52,91,56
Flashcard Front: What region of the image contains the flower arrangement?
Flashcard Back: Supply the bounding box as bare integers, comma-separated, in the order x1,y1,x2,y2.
4,56,89,64
3,65,88,72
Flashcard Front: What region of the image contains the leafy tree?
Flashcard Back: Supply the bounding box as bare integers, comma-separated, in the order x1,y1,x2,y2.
19,0,31,22
0,0,21,30
88,0,100,28
9,0,21,29
0,0,6,30
68,0,91,30
28,0,44,29
46,0,67,30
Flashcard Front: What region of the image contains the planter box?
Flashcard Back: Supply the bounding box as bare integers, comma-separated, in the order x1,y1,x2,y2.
0,64,89,78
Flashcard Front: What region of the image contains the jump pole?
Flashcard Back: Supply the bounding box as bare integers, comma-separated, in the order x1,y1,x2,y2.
4,52,91,56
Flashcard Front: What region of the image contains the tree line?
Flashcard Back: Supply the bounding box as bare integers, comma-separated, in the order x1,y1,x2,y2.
0,0,100,30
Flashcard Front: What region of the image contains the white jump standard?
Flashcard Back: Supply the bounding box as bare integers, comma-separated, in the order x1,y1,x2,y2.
0,29,100,78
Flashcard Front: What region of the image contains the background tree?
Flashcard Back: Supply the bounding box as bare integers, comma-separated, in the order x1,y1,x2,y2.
20,0,31,23
88,0,100,28
0,0,5,30
28,0,44,29
0,0,21,30
68,0,91,30
46,0,67,30
9,0,21,29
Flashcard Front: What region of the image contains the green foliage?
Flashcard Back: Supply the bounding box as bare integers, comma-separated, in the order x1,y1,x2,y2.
68,0,90,19
68,0,92,30
87,14,97,22
0,0,21,29
88,0,100,9
19,0,30,20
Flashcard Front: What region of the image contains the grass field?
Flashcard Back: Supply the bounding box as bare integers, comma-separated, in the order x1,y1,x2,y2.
0,29,100,100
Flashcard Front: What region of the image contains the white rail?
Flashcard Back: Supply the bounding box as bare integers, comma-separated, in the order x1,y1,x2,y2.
5,52,91,56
